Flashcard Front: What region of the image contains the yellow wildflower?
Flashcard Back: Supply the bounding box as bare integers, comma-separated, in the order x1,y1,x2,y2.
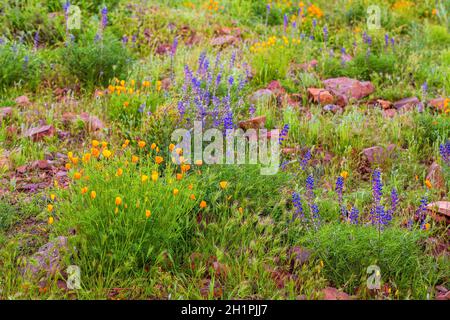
219,181,228,189
138,140,146,149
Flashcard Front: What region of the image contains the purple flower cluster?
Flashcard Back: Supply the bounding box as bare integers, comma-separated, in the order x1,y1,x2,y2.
177,51,248,130
349,207,359,224
415,197,428,229
292,192,304,221
370,169,393,227
300,149,311,171
323,26,328,42
335,176,346,218
279,124,289,145
439,140,450,165
101,6,108,30
306,174,320,227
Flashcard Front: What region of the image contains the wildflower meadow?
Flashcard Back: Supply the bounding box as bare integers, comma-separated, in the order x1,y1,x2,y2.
0,0,449,305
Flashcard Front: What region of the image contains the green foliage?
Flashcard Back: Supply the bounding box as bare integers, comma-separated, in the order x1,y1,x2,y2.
61,32,132,87
53,149,201,279
0,200,17,232
302,223,444,298
0,42,43,91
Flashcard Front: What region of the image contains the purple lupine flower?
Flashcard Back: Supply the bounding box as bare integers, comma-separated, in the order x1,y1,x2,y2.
439,140,450,165
228,75,234,87
283,14,288,34
309,35,315,41
249,105,256,116
63,1,70,13
349,207,359,224
415,197,428,229
421,82,428,95
223,110,233,130
0,37,4,45
138,103,145,113
312,18,317,28
390,188,399,214
292,21,297,29
266,4,271,12
230,51,236,69
323,26,328,42
300,33,305,40
101,6,108,29
390,37,395,48
279,124,289,145
94,33,101,42
300,149,311,170
122,35,128,45
280,161,289,171
372,169,382,205
384,33,389,47
23,55,29,70
171,37,178,57
292,192,304,221
306,174,315,201
311,203,320,221
34,30,39,50
335,176,346,218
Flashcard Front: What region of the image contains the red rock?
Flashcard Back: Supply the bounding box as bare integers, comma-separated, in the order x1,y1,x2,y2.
199,279,223,298
377,99,392,109
436,291,450,300
383,109,397,118
296,59,318,71
288,246,311,270
426,162,445,191
426,201,450,224
362,144,396,164
238,116,266,130
0,107,13,120
393,97,419,111
215,26,241,37
155,43,171,55
79,112,104,131
248,89,273,105
62,112,77,123
15,95,30,106
322,77,375,106
321,287,351,300
307,88,334,105
341,53,353,63
282,147,300,155
32,160,51,170
428,98,446,112
161,78,171,90
210,35,238,47
24,125,56,141
267,80,286,96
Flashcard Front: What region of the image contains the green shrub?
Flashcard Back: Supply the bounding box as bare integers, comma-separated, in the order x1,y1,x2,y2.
301,223,444,298
53,143,202,278
0,42,43,91
425,25,450,48
61,31,133,87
